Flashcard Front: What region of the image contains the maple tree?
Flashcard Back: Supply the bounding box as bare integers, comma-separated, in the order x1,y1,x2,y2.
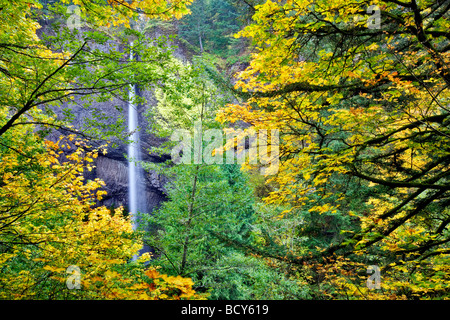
0,122,205,299
0,0,193,141
217,0,450,299
140,56,307,299
0,0,204,300
3,0,449,301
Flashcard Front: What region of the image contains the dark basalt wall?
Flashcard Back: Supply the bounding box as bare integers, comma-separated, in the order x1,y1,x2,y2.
41,24,190,214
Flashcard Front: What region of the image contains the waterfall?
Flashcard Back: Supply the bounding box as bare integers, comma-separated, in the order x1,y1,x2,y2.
128,42,138,230
128,42,148,260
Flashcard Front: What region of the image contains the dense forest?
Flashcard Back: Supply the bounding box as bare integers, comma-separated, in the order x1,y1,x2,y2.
0,0,449,300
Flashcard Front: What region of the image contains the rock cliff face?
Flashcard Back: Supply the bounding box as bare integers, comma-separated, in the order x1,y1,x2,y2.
45,25,192,214
42,20,244,215
57,89,168,214
82,82,169,213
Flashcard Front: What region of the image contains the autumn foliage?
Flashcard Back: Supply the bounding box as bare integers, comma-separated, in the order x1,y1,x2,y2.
0,0,201,300
0,124,202,299
1,0,449,300
218,0,450,299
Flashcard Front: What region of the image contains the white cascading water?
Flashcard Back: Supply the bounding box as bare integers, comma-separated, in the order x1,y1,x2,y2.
128,42,147,260
128,42,138,229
